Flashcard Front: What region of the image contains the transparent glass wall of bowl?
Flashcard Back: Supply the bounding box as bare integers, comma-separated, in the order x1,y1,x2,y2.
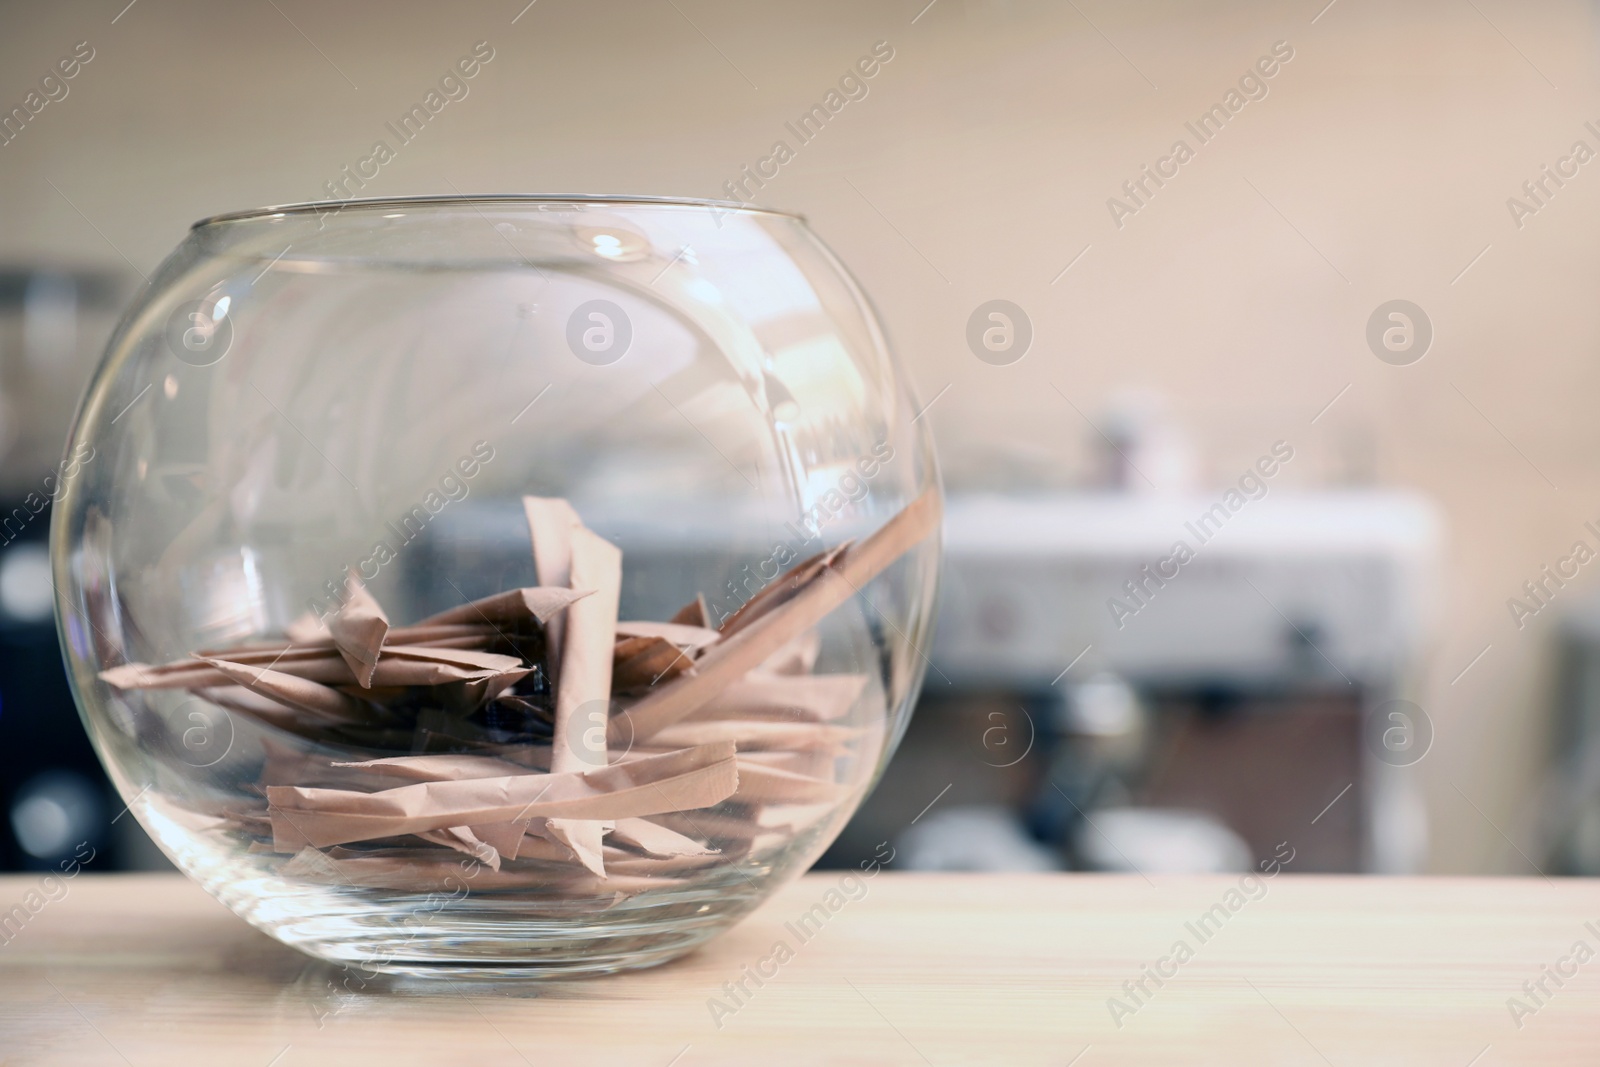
50,198,940,975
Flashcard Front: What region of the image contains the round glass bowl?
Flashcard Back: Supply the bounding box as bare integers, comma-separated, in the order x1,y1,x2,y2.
51,195,941,977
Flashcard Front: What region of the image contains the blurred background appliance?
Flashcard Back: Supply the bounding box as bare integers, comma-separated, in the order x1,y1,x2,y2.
1546,597,1600,875
823,486,1441,875
0,266,166,872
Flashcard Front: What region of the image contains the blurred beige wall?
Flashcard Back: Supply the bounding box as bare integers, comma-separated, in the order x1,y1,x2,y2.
5,0,1600,872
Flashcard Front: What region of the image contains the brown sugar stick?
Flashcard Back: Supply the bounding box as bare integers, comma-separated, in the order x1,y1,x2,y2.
102,643,526,691
545,524,623,876
669,594,712,629
267,741,738,850
377,645,525,673
611,621,722,690
615,620,722,650
196,686,336,743
365,660,524,689
611,488,940,744
176,655,512,691
381,622,499,646
761,630,821,675
327,572,389,688
200,658,371,722
411,586,591,628
333,753,542,782
522,497,582,678
101,647,360,689
416,826,501,871
514,830,589,865
467,821,533,861
646,720,863,752
717,543,849,638
732,761,848,805
604,850,726,877
283,612,331,644
733,749,837,778
326,759,549,856
101,661,239,690
610,817,716,858
612,635,692,691
682,673,869,724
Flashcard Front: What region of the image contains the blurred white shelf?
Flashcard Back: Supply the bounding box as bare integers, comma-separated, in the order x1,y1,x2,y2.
933,491,1442,688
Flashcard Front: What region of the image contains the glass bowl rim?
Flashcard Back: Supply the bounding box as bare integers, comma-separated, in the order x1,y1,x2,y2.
192,193,806,229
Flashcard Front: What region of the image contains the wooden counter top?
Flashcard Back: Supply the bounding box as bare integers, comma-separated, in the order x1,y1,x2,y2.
0,872,1595,1064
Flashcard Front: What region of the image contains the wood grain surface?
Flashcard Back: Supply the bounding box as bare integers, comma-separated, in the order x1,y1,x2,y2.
0,872,1596,1065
